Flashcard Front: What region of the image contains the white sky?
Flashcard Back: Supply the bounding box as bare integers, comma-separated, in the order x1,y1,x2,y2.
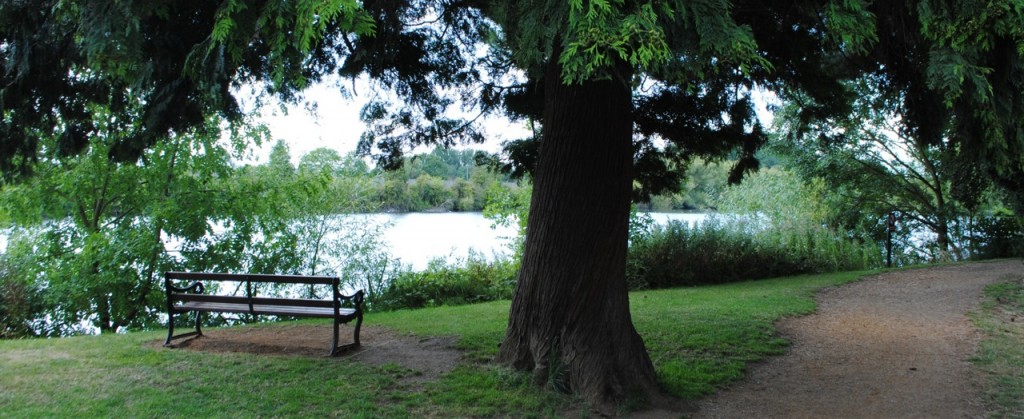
243,80,777,166
246,77,531,165
255,81,366,162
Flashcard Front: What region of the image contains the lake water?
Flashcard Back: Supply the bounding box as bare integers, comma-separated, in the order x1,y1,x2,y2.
0,212,707,271
377,212,707,269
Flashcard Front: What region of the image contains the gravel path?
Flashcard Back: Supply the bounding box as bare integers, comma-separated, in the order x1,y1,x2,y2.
694,260,1023,419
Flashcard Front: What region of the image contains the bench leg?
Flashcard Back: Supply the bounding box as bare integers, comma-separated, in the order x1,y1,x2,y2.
164,311,176,346
328,314,363,357
330,317,340,356
194,310,203,338
352,312,362,347
164,311,204,347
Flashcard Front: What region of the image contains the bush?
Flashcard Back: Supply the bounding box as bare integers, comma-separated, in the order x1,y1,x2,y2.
0,277,44,339
623,166,886,289
626,217,881,290
375,251,518,311
0,251,49,339
970,214,1024,260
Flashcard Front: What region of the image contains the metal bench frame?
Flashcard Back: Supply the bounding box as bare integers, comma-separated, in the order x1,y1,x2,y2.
163,271,364,356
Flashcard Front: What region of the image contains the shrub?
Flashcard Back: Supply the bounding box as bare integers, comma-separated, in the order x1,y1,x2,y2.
0,241,50,338
0,274,45,339
375,251,518,311
626,217,881,290
970,213,1024,260
622,166,886,289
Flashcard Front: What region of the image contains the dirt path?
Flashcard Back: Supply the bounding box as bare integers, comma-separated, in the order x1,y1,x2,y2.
693,260,1023,419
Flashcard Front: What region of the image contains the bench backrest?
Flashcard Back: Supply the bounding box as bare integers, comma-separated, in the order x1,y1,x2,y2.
166,271,338,286
164,271,354,312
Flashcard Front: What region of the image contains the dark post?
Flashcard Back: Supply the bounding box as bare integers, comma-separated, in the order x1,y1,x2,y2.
886,212,896,268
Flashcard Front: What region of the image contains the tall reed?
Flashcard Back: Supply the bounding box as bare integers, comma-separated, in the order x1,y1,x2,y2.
626,216,881,289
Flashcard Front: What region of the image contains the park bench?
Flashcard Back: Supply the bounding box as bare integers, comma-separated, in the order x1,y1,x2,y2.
163,271,364,356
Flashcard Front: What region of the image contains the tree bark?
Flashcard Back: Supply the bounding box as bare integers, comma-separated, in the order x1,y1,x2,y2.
496,57,662,408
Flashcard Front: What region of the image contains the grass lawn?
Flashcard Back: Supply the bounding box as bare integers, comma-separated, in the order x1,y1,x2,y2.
0,270,869,417
972,274,1024,418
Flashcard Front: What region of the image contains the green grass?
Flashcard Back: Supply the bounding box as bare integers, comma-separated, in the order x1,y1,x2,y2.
373,301,510,362
0,331,420,417
634,270,867,398
1,270,870,417
972,274,1024,418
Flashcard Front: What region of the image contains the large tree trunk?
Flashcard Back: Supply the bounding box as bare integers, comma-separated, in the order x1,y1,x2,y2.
496,57,662,408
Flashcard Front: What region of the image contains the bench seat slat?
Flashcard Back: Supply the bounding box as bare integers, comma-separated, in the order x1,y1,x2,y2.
166,271,336,285
173,294,249,304
174,294,338,308
174,301,357,319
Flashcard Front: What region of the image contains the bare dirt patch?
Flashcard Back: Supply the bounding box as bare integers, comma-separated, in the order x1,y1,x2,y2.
153,324,462,384
694,260,1023,419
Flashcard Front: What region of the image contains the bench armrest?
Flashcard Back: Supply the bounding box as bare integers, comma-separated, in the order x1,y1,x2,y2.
168,281,205,294
338,290,365,310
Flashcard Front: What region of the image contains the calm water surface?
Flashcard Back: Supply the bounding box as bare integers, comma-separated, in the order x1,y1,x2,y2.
379,212,706,269
0,212,707,271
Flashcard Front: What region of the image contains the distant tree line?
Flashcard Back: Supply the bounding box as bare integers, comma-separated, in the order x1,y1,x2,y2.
271,142,525,213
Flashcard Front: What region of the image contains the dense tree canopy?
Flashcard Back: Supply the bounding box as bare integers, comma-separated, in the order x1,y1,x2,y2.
0,0,373,175
3,0,1024,410
827,1,1024,221
4,3,1020,208
776,0,1024,255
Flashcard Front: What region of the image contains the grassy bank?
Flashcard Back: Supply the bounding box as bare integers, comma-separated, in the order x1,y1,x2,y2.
0,270,868,417
972,274,1024,418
